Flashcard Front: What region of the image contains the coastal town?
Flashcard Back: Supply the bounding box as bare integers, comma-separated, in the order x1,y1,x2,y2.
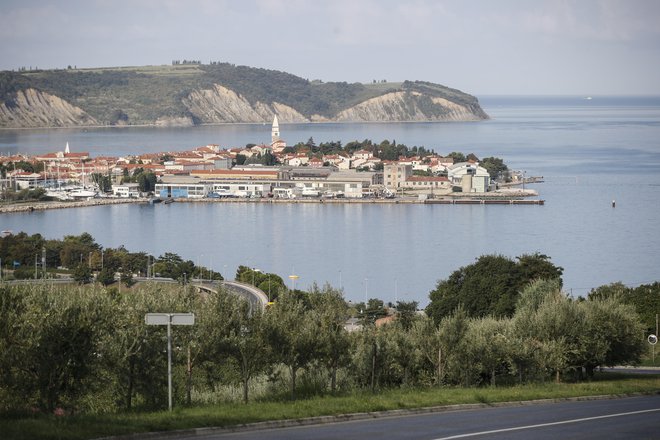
0,117,539,208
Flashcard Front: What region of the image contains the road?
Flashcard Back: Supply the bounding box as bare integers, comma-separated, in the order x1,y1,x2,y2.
170,395,660,440
3,277,269,310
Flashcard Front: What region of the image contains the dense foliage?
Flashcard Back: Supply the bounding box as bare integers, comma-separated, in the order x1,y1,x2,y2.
426,253,563,322
0,233,650,418
588,281,660,334
0,279,644,415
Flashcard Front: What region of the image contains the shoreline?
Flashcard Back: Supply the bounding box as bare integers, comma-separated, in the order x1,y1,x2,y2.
0,118,488,131
0,191,543,213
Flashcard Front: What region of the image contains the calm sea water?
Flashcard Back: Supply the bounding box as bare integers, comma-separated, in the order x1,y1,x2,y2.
1,96,659,305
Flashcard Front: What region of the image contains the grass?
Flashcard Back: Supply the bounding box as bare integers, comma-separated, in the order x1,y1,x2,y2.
1,373,659,440
639,356,660,367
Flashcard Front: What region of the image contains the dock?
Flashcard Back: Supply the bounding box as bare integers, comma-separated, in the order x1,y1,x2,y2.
424,199,544,205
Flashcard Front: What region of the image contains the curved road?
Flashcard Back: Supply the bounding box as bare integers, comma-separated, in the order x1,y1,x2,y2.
3,277,269,310
193,279,269,311
167,395,660,440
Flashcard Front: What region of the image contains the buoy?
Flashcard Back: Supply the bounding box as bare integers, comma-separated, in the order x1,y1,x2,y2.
612,200,616,208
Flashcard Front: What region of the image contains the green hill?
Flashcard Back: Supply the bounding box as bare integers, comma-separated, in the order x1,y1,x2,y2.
0,63,488,128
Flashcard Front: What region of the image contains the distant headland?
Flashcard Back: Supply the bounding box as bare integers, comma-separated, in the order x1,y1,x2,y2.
0,62,488,128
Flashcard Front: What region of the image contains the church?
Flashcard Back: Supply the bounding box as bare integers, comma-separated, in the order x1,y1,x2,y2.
270,115,287,153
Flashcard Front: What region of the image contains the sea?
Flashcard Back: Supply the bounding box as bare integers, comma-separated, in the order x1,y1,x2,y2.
1,96,659,306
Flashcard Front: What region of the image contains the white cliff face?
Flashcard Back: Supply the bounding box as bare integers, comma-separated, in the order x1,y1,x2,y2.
183,84,309,123
335,91,484,122
0,88,97,128
183,86,484,124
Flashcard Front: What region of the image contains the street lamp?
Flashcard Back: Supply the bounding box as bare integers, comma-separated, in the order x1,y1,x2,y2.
145,313,195,411
289,273,299,291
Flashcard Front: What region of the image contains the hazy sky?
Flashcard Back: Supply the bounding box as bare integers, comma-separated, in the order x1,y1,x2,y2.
1,0,659,95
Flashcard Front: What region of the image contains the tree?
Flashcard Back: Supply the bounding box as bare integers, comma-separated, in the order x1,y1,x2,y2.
357,298,388,325
410,317,443,385
96,267,116,286
481,157,509,181
447,152,466,163
426,253,563,323
436,306,471,385
222,296,270,403
465,317,510,386
0,285,111,412
264,291,319,398
309,285,351,392
136,172,156,192
395,300,419,331
589,282,660,334
72,263,92,284
581,295,644,374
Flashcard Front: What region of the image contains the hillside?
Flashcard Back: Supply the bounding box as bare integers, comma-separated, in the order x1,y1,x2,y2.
0,63,489,128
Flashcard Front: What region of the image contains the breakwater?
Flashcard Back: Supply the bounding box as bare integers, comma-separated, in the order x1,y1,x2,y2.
0,198,142,214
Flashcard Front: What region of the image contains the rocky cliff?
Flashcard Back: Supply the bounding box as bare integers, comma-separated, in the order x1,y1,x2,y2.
0,88,97,128
334,91,487,122
183,85,309,123
0,64,488,128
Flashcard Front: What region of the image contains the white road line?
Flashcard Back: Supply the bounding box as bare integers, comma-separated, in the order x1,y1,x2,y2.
433,408,660,440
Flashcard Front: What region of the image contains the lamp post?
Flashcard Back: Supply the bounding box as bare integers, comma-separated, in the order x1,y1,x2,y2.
145,313,195,411
289,273,299,291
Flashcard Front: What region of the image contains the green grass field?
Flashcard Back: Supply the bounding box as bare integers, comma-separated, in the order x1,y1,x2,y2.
2,372,658,440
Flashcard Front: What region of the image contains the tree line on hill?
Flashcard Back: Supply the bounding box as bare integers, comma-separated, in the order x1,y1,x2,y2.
0,64,485,126
0,233,655,415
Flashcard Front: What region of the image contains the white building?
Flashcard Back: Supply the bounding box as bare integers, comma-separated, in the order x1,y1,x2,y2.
112,183,141,198
447,162,491,193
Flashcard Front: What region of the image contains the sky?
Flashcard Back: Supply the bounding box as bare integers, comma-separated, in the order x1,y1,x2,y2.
1,0,659,95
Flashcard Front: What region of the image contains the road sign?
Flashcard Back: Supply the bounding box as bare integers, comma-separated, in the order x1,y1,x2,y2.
145,312,195,326
145,312,195,411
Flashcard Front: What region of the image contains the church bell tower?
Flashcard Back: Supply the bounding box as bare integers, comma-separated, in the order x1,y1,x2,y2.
271,115,280,144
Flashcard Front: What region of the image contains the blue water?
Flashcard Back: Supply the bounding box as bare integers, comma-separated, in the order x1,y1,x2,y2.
1,96,659,305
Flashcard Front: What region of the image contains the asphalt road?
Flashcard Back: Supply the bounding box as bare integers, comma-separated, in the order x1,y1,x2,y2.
173,395,660,440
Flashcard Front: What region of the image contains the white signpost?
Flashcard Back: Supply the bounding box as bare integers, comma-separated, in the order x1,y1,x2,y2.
145,312,195,411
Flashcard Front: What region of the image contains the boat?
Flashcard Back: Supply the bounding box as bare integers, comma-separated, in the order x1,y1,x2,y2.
68,188,97,198
45,190,74,201
163,198,175,204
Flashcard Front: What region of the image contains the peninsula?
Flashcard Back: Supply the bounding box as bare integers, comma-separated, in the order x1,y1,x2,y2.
0,123,539,211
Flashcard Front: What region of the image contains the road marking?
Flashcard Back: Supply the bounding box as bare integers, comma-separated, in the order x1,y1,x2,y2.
433,408,660,439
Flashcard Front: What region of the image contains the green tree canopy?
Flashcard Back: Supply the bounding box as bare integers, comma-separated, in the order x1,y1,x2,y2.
426,253,563,323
